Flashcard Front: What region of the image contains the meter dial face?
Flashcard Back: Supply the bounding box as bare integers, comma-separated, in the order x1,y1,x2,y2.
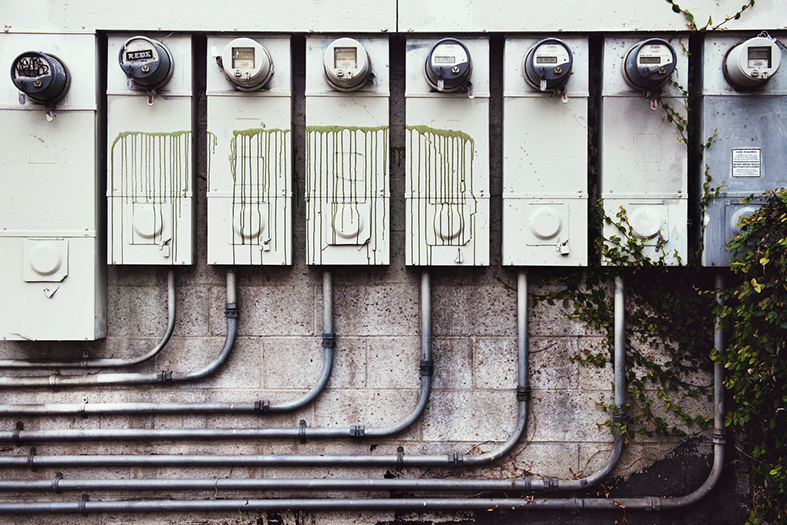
723,37,781,90
523,38,573,92
322,37,372,92
622,38,677,91
424,38,473,92
10,51,70,104
118,36,174,91
221,38,274,91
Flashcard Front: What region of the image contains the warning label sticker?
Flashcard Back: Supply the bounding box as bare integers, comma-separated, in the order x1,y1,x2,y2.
732,148,761,178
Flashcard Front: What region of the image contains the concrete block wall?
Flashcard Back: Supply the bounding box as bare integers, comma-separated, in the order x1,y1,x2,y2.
0,0,768,521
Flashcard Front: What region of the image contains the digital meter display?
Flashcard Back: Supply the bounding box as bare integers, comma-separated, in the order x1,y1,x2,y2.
639,56,662,64
536,56,558,64
232,48,255,69
334,47,357,69
748,47,771,67
434,55,456,64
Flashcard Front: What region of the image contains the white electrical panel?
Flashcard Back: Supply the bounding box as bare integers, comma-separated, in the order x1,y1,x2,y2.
107,34,194,265
0,33,106,341
503,37,589,266
305,36,390,265
206,36,292,265
405,38,489,266
601,37,688,265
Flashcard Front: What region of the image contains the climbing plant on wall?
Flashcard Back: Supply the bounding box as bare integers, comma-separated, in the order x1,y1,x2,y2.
716,190,787,524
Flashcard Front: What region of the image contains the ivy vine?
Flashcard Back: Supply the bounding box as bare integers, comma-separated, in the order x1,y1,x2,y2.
716,190,787,524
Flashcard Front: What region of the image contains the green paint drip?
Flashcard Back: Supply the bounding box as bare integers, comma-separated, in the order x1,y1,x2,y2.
224,128,290,264
305,126,388,265
406,125,477,265
109,130,192,263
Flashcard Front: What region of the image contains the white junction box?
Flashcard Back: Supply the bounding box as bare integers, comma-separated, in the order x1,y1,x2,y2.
107,34,194,265
405,38,489,266
305,36,390,265
206,36,292,265
503,37,589,267
0,33,106,340
601,36,688,265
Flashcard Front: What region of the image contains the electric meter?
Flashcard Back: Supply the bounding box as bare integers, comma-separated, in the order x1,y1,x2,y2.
322,37,372,92
221,38,274,91
723,36,781,89
622,38,676,91
10,51,70,104
424,38,473,92
523,38,573,92
118,36,174,91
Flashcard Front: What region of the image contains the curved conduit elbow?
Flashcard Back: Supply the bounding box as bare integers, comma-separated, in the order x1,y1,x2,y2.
0,273,726,514
0,270,237,389
0,269,177,370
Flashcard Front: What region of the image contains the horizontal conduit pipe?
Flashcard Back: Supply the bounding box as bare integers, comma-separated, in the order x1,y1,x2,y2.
0,270,237,389
0,269,176,370
0,272,726,513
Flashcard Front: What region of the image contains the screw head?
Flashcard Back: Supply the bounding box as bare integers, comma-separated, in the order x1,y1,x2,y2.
451,66,460,74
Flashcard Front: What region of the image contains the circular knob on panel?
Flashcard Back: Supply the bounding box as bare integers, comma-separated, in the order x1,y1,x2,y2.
10,51,70,104
119,36,174,91
630,208,662,239
424,38,473,92
132,206,164,239
622,38,677,91
523,38,573,93
723,37,781,90
222,38,274,91
729,206,756,235
323,37,372,92
433,205,464,241
233,209,265,240
29,243,63,276
529,207,563,240
333,206,364,239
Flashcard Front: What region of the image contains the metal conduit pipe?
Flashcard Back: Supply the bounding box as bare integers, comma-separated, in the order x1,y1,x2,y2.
0,269,177,370
0,272,621,491
0,271,334,414
0,272,604,485
0,273,726,514
0,270,238,389
0,272,432,442
0,270,519,465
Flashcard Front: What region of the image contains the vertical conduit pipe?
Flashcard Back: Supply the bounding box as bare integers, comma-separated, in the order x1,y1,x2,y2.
265,271,335,412
366,271,432,437
0,269,176,369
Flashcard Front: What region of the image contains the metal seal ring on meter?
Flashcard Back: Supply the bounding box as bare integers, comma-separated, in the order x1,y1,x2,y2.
723,36,781,90
323,37,372,92
622,38,677,91
118,36,174,91
424,38,473,92
10,51,70,104
221,38,274,91
524,38,573,93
